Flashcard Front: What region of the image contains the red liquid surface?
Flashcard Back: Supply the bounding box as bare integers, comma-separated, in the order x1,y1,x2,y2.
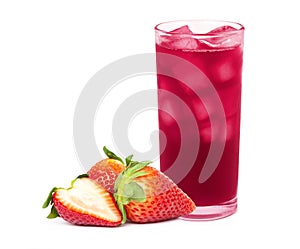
156,33,243,206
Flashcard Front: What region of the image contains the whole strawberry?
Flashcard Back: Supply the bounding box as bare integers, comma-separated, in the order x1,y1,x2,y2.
88,147,125,193
114,158,196,223
42,175,122,226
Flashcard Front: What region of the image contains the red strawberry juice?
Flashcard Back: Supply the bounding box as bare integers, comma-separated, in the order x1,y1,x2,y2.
155,20,244,220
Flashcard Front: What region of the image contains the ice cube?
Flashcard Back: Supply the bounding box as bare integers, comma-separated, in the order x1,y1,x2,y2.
217,83,241,116
216,60,236,82
203,25,242,49
193,100,210,121
170,25,193,34
200,114,230,143
207,25,237,34
224,115,239,141
203,43,243,84
202,58,235,84
159,25,199,50
170,37,198,50
159,110,175,126
159,94,183,125
226,117,236,140
200,121,212,142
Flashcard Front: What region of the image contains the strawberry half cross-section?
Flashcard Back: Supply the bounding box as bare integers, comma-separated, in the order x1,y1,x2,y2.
42,175,122,226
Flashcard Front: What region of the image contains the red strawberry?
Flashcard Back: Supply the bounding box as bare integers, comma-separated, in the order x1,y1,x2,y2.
42,175,122,226
87,146,126,193
114,160,196,223
88,158,125,193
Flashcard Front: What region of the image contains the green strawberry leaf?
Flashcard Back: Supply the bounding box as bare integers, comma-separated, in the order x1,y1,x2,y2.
126,160,139,168
77,173,89,179
42,187,58,208
47,205,60,219
121,197,130,205
114,173,123,192
43,187,61,219
125,160,152,175
123,182,134,198
114,195,127,224
128,170,149,180
70,174,89,187
103,146,124,164
124,182,146,202
125,154,133,166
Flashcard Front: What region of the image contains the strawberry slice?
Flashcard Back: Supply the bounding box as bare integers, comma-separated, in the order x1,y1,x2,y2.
113,155,196,223
42,175,122,226
88,147,125,193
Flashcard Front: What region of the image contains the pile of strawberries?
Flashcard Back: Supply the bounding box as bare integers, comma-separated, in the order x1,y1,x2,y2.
43,147,195,226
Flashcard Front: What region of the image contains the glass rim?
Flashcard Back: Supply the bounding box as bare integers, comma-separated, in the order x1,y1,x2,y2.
154,19,244,37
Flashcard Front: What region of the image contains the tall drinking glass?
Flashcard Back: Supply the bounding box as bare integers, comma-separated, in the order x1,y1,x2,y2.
155,20,244,220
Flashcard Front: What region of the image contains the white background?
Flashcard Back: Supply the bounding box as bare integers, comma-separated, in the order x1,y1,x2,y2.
1,0,300,248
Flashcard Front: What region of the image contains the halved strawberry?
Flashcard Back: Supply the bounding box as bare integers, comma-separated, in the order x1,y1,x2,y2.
42,175,122,226
114,157,196,223
88,147,125,193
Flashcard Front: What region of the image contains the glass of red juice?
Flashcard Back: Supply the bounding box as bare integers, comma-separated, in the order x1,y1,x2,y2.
155,20,244,220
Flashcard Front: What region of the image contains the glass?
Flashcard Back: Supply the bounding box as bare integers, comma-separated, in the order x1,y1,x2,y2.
155,20,244,220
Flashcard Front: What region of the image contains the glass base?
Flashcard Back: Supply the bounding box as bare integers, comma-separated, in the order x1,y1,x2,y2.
180,197,237,221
